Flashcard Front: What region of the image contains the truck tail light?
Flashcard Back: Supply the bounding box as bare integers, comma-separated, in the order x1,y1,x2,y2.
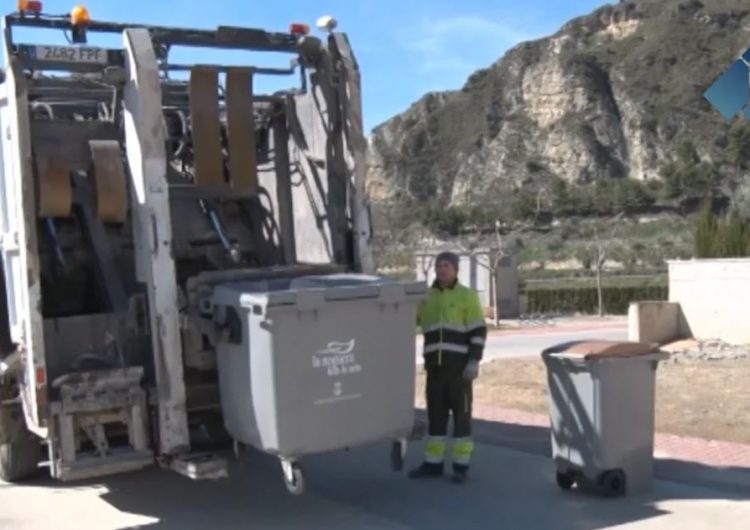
289,23,309,36
18,1,43,14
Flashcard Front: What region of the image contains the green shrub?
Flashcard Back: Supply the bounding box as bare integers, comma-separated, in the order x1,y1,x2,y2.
717,210,747,258
727,121,750,169
694,201,717,258
660,143,722,210
422,205,470,236
525,285,668,315
693,203,750,258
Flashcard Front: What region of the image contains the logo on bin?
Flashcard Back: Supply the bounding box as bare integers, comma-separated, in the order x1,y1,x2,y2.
317,339,356,356
312,338,363,378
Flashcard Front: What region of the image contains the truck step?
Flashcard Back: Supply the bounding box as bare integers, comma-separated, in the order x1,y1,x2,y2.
56,448,153,482
170,452,228,480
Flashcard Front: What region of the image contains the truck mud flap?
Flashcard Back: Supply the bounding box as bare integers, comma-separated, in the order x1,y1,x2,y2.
225,67,258,194
189,67,224,188
89,140,128,223
34,152,72,218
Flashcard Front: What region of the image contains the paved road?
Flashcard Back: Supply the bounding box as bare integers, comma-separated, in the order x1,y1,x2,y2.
481,326,628,361
1,442,747,529
416,324,628,362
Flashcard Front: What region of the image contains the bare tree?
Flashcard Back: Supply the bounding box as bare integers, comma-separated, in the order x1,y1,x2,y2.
458,190,545,327
417,253,436,284
588,213,624,318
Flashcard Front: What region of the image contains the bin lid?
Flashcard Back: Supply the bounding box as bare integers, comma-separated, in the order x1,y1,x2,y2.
213,273,426,309
542,340,665,360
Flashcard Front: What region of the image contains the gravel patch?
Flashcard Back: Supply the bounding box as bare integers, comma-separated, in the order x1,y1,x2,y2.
664,339,750,362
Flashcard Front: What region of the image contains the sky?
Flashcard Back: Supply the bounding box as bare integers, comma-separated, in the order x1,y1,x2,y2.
9,0,608,131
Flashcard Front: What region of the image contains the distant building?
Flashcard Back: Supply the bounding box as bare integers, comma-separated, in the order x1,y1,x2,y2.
668,258,750,344
415,248,520,319
629,258,750,345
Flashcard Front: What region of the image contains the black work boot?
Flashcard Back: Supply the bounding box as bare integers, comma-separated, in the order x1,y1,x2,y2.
451,464,469,484
408,462,444,479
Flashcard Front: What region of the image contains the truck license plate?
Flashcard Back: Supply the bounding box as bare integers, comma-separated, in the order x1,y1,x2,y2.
35,46,107,64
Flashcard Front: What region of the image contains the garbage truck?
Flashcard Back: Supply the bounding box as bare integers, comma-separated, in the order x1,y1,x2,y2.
0,4,424,494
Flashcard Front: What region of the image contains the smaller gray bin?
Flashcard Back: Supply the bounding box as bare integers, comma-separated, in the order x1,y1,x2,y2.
542,341,668,496
212,273,426,459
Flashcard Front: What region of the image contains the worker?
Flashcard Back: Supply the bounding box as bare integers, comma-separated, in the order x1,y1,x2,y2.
409,251,487,484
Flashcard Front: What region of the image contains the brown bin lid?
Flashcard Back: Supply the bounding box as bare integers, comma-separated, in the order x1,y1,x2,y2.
546,340,662,360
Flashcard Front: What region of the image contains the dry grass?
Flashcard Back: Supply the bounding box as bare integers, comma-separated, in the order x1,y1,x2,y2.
654,359,750,444
415,358,750,444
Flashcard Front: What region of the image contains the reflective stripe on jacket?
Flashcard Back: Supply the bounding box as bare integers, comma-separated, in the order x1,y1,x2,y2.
417,280,487,366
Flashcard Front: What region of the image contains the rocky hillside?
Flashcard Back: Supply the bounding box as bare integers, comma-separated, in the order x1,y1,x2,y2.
367,0,750,222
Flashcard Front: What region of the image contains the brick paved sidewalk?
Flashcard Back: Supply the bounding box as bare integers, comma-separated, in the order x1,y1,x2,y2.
470,404,750,470
654,433,750,469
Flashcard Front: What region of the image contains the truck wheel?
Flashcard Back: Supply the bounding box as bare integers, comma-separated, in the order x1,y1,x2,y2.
0,439,40,482
0,390,41,483
556,471,575,490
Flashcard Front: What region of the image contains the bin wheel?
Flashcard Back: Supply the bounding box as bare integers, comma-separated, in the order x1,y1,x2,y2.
283,461,305,496
390,439,406,472
599,470,626,497
556,471,575,491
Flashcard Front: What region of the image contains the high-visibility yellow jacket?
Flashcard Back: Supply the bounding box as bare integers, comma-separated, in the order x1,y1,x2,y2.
417,280,487,367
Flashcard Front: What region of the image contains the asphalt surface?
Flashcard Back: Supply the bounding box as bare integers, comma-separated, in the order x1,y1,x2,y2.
481,326,628,361
5,320,743,529
416,324,628,362
1,442,747,529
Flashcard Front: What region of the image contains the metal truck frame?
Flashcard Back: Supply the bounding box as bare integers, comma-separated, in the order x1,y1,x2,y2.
0,7,373,484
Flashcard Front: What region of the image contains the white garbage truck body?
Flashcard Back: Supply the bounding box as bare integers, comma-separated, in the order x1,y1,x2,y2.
0,5,386,489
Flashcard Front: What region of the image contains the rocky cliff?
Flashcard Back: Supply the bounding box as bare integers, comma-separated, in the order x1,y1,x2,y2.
367,0,750,213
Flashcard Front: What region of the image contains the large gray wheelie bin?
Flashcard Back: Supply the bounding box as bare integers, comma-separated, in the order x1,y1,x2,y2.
212,273,426,494
541,341,668,497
